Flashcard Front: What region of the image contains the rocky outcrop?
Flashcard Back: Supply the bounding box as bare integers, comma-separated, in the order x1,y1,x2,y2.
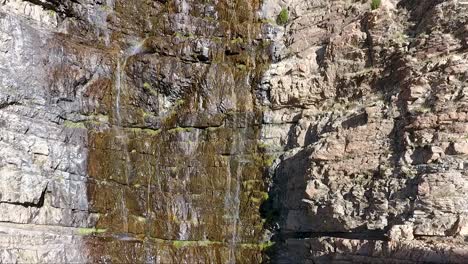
259,0,468,263
1,0,271,262
1,0,468,263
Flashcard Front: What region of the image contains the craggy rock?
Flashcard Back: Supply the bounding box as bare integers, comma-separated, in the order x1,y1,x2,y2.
1,0,270,262
260,0,468,263
1,0,468,263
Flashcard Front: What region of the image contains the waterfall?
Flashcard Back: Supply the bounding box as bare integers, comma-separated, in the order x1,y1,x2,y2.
225,86,249,264
113,40,145,233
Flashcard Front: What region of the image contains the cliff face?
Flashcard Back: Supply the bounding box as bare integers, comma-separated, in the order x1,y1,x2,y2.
0,0,270,262
0,0,467,263
260,0,468,262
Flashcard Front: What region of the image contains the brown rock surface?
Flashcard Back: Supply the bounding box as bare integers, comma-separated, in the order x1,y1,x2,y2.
260,0,468,262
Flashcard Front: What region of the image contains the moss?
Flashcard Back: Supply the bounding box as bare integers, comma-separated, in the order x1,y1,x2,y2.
175,99,185,106
260,18,275,24
236,64,247,71
168,127,193,133
413,105,432,114
198,240,216,247
172,240,188,249
143,128,162,135
173,32,194,39
128,127,161,136
173,32,184,38
276,8,289,25
77,228,107,236
231,37,243,44
260,241,275,250
263,155,275,167
242,180,260,190
251,197,261,204
212,37,223,43
240,241,275,250
172,240,219,248
371,0,381,10
47,10,56,17
250,191,269,204
63,120,86,129
257,142,270,150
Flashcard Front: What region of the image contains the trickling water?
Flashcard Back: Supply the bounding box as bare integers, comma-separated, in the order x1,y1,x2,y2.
115,60,123,125
113,40,145,233
227,160,243,264
226,111,249,264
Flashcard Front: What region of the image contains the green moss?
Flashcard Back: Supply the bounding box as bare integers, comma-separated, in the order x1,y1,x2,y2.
413,105,431,114
172,240,218,248
371,0,381,10
240,241,275,250
250,191,269,204
101,5,112,12
251,197,261,204
260,241,275,250
47,10,56,17
63,120,86,129
175,99,185,106
260,18,275,24
173,32,194,39
77,228,107,236
231,37,243,44
128,127,161,136
172,240,188,249
263,155,275,167
143,128,161,135
168,127,193,133
276,8,289,25
198,240,216,247
236,64,247,71
212,37,223,43
242,180,260,190
173,32,184,38
257,142,270,150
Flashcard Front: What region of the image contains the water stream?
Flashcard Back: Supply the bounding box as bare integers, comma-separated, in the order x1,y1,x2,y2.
113,41,145,233
226,109,249,264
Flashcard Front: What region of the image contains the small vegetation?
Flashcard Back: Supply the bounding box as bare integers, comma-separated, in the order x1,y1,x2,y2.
168,127,193,133
63,120,86,129
240,241,275,250
77,228,106,236
172,240,218,248
371,0,381,10
263,155,275,167
276,8,289,26
231,37,244,44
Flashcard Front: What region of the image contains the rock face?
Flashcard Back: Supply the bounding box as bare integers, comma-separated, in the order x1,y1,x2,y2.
259,0,468,263
1,0,468,263
0,0,270,262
